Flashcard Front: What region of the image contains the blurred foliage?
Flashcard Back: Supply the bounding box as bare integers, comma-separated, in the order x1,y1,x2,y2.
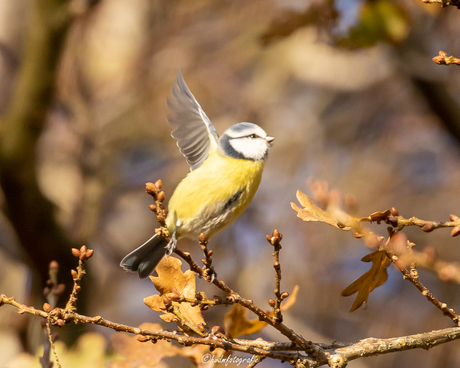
110,323,214,368
336,1,410,48
4,333,111,368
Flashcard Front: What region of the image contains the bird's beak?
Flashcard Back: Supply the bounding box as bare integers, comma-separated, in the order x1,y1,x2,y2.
266,136,275,145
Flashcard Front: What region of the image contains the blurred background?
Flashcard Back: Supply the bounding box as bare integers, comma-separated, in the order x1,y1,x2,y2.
1,0,460,367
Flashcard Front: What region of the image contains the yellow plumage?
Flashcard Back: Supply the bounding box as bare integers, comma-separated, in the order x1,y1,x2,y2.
166,148,265,239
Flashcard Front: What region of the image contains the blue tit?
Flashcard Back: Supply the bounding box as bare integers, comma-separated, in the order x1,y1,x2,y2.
120,72,274,278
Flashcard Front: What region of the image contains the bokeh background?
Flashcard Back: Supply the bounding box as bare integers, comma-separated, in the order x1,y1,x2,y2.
1,0,460,367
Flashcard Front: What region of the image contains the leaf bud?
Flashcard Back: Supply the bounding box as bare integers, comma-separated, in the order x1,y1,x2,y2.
268,299,275,307
451,226,460,237
43,303,53,312
155,179,163,189
85,249,94,259
145,182,156,195
157,191,165,202
421,222,434,232
71,248,80,258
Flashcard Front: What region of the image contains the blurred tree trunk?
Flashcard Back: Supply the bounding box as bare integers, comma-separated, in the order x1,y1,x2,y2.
0,0,75,295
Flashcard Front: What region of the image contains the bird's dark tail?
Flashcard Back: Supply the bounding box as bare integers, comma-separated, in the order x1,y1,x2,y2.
120,234,168,278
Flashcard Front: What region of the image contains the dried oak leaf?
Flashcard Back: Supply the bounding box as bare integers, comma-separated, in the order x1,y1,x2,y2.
224,285,299,338
341,250,391,312
144,257,207,334
110,323,216,368
291,190,350,230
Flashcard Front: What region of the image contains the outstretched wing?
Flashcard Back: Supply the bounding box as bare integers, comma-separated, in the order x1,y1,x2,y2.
168,71,219,171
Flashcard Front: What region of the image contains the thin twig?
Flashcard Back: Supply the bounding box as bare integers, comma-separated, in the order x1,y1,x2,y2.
46,317,62,368
266,230,284,324
65,245,93,313
361,208,460,234
384,240,460,325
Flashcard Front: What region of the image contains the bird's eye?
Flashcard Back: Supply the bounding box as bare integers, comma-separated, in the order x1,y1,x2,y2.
249,134,258,139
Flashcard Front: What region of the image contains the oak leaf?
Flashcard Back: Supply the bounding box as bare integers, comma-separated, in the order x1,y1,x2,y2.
144,257,207,335
341,250,391,312
291,190,350,230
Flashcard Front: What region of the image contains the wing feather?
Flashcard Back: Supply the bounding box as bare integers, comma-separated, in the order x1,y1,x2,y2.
168,71,219,171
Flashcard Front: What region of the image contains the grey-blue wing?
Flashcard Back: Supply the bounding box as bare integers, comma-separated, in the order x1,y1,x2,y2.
168,71,219,171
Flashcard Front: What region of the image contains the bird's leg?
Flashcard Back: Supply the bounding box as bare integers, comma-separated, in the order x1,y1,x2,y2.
165,232,177,257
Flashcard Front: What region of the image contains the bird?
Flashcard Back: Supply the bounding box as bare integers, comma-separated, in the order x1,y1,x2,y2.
120,71,274,278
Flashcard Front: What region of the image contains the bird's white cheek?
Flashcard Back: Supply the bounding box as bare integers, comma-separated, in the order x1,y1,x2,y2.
229,139,267,161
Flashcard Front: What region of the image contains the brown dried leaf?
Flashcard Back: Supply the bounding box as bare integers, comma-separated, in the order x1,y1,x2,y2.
144,257,206,334
224,285,299,338
291,190,350,230
341,251,391,312
224,304,266,338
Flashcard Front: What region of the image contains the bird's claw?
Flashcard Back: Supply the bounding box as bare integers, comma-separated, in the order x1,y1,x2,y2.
164,233,178,258
204,266,217,283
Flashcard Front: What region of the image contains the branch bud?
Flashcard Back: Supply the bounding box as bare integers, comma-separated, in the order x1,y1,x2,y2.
85,249,94,259
421,222,434,232
145,182,156,195
157,191,165,202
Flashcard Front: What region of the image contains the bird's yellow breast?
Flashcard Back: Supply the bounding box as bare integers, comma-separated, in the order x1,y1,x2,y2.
165,151,265,239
